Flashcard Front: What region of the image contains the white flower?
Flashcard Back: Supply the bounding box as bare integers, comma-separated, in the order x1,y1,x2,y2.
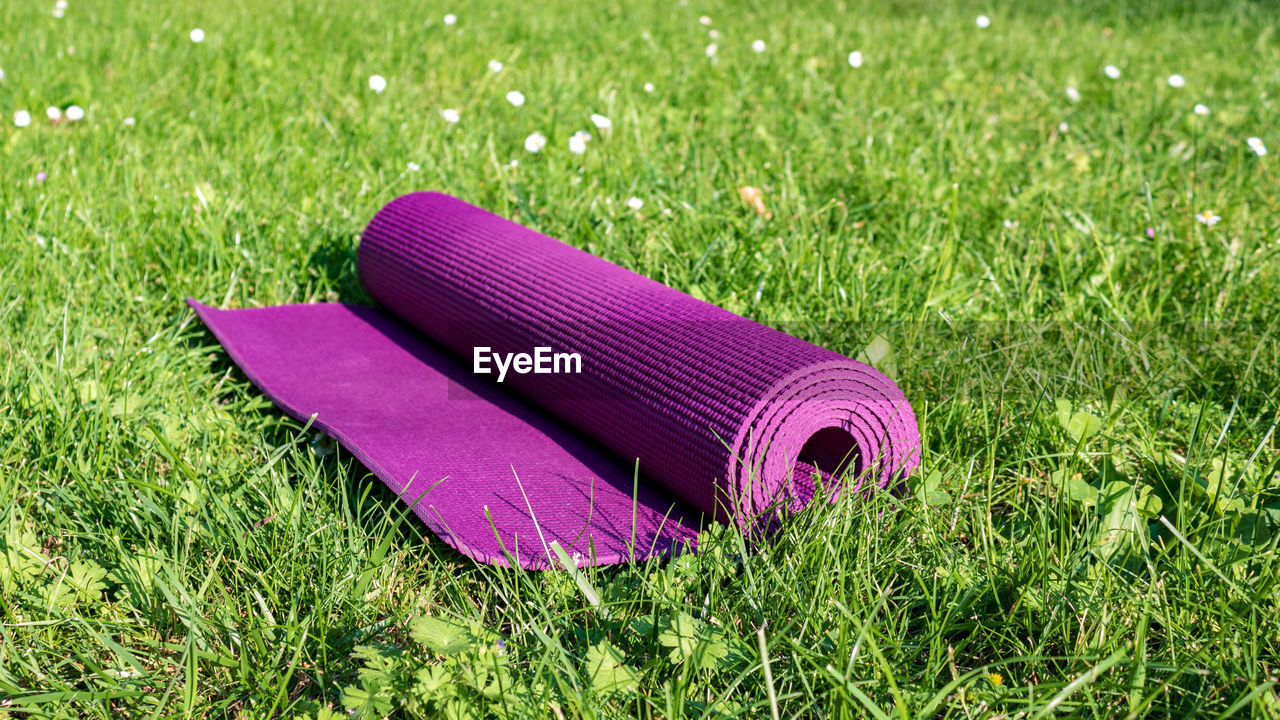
0,68,5,82
1195,210,1221,226
189,28,205,43
708,29,721,39
626,196,644,210
1247,137,1267,156
123,116,136,126
488,59,503,73
524,132,547,153
368,74,387,93
752,39,766,53
509,159,519,167
440,108,460,123
1247,136,1264,148
590,113,611,130
1104,64,1121,79
1168,74,1185,88
14,110,31,128
506,90,525,107
705,43,718,58
976,14,991,28
1003,219,1018,229
406,162,420,172
1058,122,1069,132
574,130,591,142
66,105,84,121
643,82,655,93
56,0,67,7
568,133,587,154
848,51,863,68
443,13,457,25
1193,103,1210,116
46,106,62,121
53,7,65,18
1065,86,1081,102
698,15,712,25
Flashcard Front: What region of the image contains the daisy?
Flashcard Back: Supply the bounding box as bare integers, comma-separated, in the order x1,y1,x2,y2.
705,43,718,58
848,50,863,68
1066,86,1081,102
506,90,525,107
46,106,62,121
1194,103,1210,116
626,197,644,210
1195,210,1221,226
443,13,457,25
440,108,460,123
123,116,136,126
590,113,611,130
976,14,991,28
190,28,205,43
310,432,334,458
1003,219,1018,229
1104,64,1121,79
1247,137,1267,156
709,29,721,39
1058,122,1069,132
368,74,387,93
524,131,547,153
643,82,655,92
66,105,85,121
752,39,766,53
14,110,31,127
698,15,712,25
568,133,587,154
488,59,503,73
1167,74,1185,88
407,162,421,172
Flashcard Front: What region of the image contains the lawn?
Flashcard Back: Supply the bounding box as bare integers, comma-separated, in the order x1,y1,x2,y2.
2,0,1279,717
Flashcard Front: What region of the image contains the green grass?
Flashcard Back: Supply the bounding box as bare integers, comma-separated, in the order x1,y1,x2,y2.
2,0,1279,716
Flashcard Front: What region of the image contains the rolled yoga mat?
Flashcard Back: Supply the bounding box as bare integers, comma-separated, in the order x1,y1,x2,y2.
189,192,920,569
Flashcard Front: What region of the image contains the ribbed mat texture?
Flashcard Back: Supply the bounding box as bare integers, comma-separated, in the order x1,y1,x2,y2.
189,192,920,568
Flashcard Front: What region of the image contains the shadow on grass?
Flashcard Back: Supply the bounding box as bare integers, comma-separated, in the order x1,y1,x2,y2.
303,229,373,306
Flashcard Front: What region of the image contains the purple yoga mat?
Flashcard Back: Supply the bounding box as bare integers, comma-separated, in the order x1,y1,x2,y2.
189,192,920,568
